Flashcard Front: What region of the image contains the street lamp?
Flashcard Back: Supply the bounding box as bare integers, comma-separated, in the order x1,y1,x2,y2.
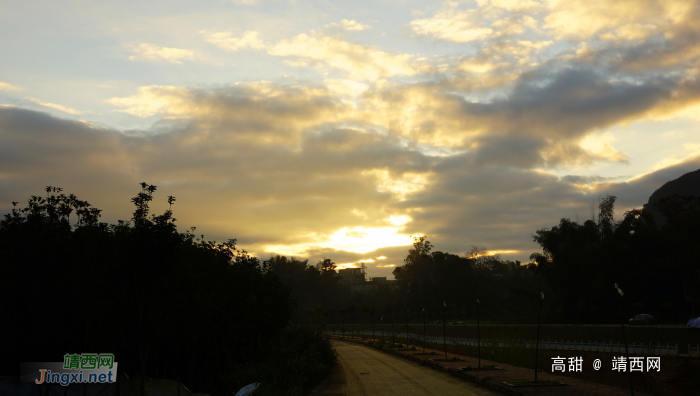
442,301,447,360
381,317,384,344
406,310,410,349
535,292,543,382
476,299,481,368
422,308,426,354
390,309,395,345
615,283,635,396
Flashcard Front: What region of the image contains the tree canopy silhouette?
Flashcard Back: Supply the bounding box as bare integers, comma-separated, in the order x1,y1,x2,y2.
0,184,294,393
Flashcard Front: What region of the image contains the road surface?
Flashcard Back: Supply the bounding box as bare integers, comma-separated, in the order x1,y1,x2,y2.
311,341,501,396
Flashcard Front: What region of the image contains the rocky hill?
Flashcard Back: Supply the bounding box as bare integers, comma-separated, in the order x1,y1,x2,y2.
643,168,700,227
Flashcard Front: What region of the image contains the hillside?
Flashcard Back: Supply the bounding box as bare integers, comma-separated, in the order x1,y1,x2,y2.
643,168,700,227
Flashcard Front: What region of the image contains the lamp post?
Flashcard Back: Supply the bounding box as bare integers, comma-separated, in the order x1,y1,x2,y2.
361,308,365,340
381,317,384,343
442,301,447,360
422,308,426,354
535,292,543,382
349,306,356,339
372,308,375,342
476,299,481,368
406,310,410,349
615,283,635,396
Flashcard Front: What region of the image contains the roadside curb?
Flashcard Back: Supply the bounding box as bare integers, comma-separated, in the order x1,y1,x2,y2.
332,337,526,396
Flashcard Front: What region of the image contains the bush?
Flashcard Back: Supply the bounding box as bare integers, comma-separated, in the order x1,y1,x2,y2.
226,327,336,396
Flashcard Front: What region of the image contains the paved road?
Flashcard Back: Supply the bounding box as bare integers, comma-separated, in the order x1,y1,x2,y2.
311,341,501,396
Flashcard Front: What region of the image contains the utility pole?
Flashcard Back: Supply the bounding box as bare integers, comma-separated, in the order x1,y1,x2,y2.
422,308,426,354
381,317,384,343
616,283,635,396
443,301,447,360
406,309,410,349
390,309,395,344
535,292,543,382
477,299,481,368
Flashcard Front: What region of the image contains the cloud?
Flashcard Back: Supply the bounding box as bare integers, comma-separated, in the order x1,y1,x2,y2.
128,44,195,64
105,83,346,146
5,65,700,278
325,19,371,31
324,79,369,97
479,0,544,12
560,174,627,185
599,23,658,42
401,153,700,261
343,68,699,171
84,65,659,177
7,0,700,281
409,2,544,43
454,69,696,148
203,28,422,81
110,65,696,176
543,0,693,40
268,33,418,81
26,98,82,115
408,0,699,79
231,0,257,4
106,86,189,117
0,105,424,263
410,5,494,43
0,82,21,92
202,30,266,52
362,170,428,200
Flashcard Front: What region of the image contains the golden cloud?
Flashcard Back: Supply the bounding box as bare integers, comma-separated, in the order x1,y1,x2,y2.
268,34,418,81
326,19,371,31
26,98,82,115
0,82,21,92
128,43,195,64
202,30,266,52
599,23,658,41
361,169,428,200
578,133,630,163
106,83,343,132
324,79,369,97
106,86,191,117
410,5,493,43
410,1,545,43
479,0,544,12
543,0,693,40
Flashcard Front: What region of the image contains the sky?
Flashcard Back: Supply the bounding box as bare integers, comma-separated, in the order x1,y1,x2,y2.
1,0,700,278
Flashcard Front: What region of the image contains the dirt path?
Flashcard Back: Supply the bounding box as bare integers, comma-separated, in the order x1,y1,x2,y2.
311,340,502,396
